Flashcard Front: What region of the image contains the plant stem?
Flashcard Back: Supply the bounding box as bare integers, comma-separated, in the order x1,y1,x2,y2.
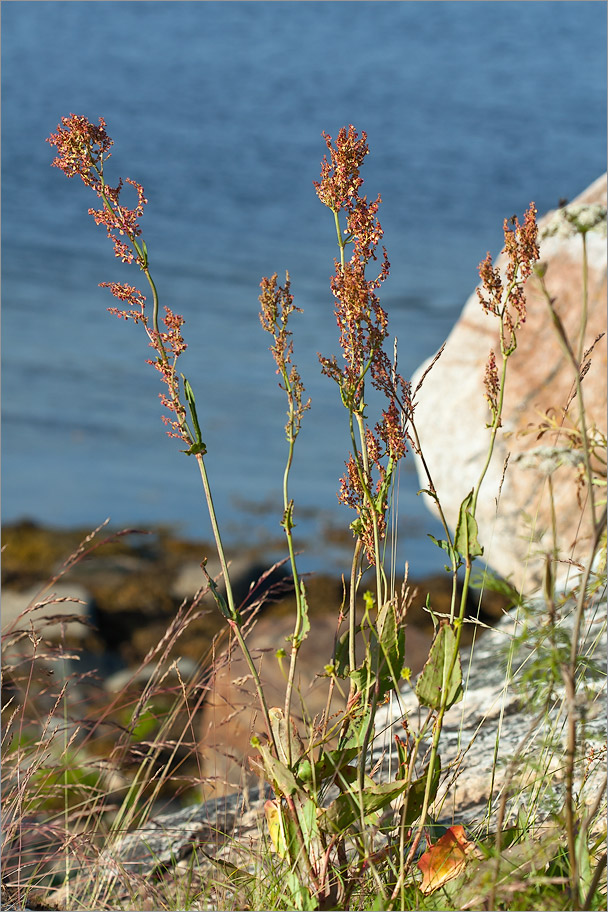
538,275,598,532
281,437,306,765
93,149,278,754
578,231,588,364
194,451,277,753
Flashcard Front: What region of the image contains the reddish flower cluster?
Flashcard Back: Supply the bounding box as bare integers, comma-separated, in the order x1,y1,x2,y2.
316,126,411,563
101,282,147,323
315,127,391,410
259,272,310,442
483,349,501,425
89,178,147,264
47,115,190,446
146,309,188,440
48,114,147,264
47,114,113,187
477,203,539,354
314,126,368,211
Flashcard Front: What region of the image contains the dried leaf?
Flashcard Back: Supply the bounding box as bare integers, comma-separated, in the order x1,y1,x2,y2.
265,799,286,858
417,824,481,895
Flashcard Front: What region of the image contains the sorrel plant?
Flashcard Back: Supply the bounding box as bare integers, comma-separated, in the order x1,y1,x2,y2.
14,114,602,909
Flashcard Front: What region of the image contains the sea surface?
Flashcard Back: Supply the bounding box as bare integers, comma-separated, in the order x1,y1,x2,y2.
2,1,606,576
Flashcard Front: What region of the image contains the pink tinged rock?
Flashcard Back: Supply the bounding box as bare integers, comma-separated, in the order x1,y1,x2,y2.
411,174,607,595
198,611,430,796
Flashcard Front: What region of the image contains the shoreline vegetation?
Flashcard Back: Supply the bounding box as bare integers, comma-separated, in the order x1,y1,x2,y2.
1,517,510,669
2,117,605,910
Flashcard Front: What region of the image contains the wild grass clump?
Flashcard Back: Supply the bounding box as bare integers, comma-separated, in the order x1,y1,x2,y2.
1,118,605,910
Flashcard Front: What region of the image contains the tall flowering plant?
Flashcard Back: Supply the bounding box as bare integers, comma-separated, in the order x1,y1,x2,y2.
47,115,191,446
386,203,540,900
47,116,564,911
315,127,410,579
313,130,415,785
47,114,280,759
247,130,430,908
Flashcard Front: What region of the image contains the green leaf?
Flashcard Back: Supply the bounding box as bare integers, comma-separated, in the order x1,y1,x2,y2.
376,601,406,701
454,490,483,560
318,777,411,835
296,794,320,850
342,705,372,751
428,534,460,571
401,755,441,827
200,560,234,620
285,871,317,911
415,623,463,710
183,441,207,456
296,747,359,786
294,580,310,648
575,827,593,900
181,374,206,455
249,741,299,796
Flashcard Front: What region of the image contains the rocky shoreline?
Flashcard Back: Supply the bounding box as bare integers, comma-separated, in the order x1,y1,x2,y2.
1,517,510,671
23,576,606,911
1,519,510,807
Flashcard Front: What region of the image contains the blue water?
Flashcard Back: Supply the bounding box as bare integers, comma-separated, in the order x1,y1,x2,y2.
2,1,606,575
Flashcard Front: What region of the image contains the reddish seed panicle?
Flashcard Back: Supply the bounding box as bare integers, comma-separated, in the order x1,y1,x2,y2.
48,115,190,445
89,179,148,265
47,114,113,188
316,126,412,563
477,203,539,354
259,272,310,442
483,349,501,424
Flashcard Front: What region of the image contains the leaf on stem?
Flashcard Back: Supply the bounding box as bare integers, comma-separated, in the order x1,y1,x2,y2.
454,490,483,560
296,746,360,787
400,755,441,828
428,533,460,571
181,374,206,454
318,776,411,835
200,560,234,620
294,580,311,648
269,706,304,767
415,622,462,710
249,740,299,796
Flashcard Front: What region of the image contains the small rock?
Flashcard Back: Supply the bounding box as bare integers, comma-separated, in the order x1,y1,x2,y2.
104,656,199,692
1,581,94,642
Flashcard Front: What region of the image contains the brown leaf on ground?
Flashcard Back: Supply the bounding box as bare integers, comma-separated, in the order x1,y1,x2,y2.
417,824,481,895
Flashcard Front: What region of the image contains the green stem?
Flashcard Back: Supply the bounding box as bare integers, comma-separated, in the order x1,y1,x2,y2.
86,148,279,756
348,539,364,684
281,432,307,765
194,451,277,753
538,275,598,531
333,207,347,270
578,232,588,364
354,411,384,609
408,298,515,868
471,350,508,518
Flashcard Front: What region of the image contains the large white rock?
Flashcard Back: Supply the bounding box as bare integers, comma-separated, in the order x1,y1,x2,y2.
411,175,607,594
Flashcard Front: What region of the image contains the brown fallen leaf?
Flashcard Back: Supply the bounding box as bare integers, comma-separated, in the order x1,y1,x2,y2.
417,824,481,895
